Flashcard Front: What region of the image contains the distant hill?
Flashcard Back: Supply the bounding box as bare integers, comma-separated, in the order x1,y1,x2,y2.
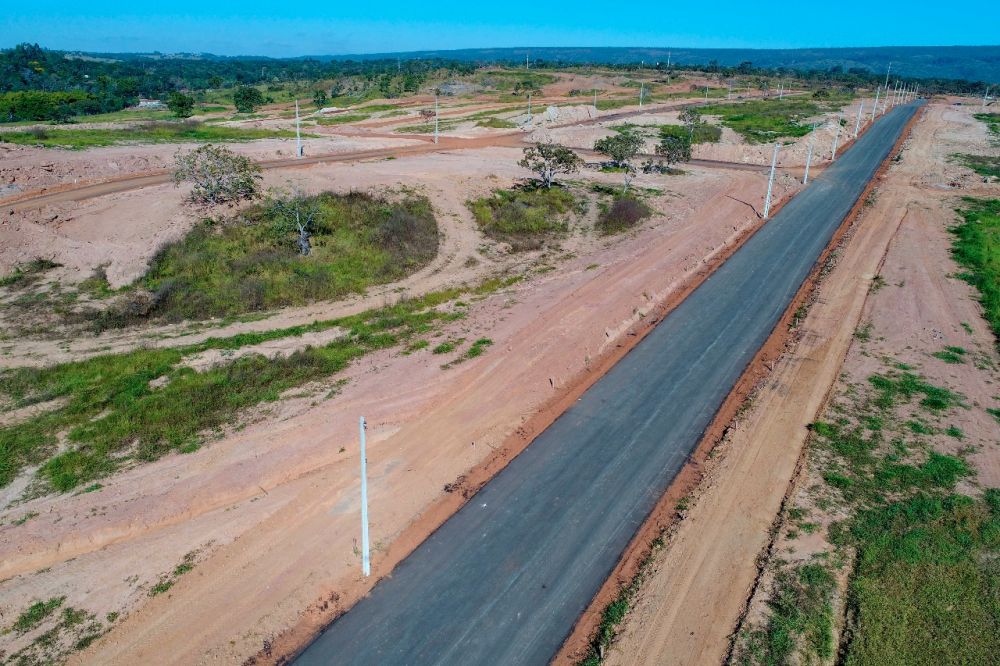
311,46,1000,84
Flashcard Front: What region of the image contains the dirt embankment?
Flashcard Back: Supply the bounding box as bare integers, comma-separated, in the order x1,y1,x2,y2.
601,101,999,665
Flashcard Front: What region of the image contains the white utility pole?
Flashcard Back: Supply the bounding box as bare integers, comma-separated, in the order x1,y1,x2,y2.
359,416,370,577
778,82,784,100
871,87,881,123
638,83,644,108
803,125,815,185
528,92,533,120
295,100,302,158
525,53,529,70
983,86,991,110
704,85,708,103
434,94,439,144
854,101,865,138
763,142,780,219
831,114,842,160
883,62,892,92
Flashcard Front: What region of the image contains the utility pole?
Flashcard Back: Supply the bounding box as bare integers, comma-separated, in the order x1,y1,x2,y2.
704,85,708,103
359,416,370,578
763,142,779,220
803,125,815,185
295,100,302,158
831,114,842,160
778,82,784,100
871,86,880,124
883,62,892,92
638,83,644,108
434,93,439,144
854,101,865,138
525,53,529,70
528,92,532,120
983,86,991,110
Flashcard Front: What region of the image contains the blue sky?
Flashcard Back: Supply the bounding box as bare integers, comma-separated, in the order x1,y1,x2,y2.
4,1,998,57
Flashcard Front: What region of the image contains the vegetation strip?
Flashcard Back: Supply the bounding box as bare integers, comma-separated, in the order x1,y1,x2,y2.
0,276,519,493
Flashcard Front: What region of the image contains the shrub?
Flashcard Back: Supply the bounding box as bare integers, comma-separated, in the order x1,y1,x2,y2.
597,196,652,234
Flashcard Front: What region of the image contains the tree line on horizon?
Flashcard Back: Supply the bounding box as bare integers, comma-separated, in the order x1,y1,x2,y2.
0,42,992,123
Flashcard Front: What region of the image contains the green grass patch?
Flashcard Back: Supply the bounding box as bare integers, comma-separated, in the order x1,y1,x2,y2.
973,113,1000,140
96,191,438,325
739,563,836,665
0,258,61,289
463,338,493,359
0,121,300,149
0,289,475,491
843,492,1000,665
932,345,968,364
658,123,722,144
315,113,371,125
11,597,65,634
475,117,517,129
468,184,579,250
696,99,822,144
950,198,1000,345
954,153,1000,179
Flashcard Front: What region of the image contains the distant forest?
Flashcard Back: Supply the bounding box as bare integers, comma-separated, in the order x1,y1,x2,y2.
1,43,995,122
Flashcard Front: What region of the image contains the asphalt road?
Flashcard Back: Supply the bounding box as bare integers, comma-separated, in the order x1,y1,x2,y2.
295,101,922,666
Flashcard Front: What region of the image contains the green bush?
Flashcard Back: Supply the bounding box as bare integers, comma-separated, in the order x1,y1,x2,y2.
468,185,578,250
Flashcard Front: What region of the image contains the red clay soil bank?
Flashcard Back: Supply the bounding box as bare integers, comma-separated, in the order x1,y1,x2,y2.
552,104,925,665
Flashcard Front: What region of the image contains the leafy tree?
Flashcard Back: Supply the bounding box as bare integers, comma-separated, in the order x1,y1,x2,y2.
233,86,266,113
173,144,263,206
655,134,692,167
518,142,583,188
594,130,645,191
679,107,701,139
312,89,328,107
167,91,195,118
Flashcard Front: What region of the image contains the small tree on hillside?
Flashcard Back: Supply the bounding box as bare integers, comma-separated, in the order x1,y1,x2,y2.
679,108,701,139
233,86,266,113
173,144,263,206
167,91,195,118
519,143,583,188
656,134,692,167
264,188,320,255
312,90,328,108
594,130,645,191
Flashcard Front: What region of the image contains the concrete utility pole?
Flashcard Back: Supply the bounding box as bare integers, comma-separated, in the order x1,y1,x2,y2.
434,94,439,144
525,53,529,70
778,82,784,100
528,92,533,120
983,86,991,110
831,114,842,160
872,87,881,123
294,100,302,156
803,125,815,185
854,101,865,138
763,142,779,219
704,85,708,103
638,83,644,108
359,416,370,577
883,62,892,92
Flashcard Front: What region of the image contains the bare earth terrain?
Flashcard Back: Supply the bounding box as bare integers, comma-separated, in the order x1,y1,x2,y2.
0,77,909,665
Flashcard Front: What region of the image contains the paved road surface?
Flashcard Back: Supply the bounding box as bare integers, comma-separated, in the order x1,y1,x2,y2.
315,102,921,665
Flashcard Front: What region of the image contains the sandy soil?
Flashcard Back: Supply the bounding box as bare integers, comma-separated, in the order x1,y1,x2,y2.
1,122,799,663
604,101,999,665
